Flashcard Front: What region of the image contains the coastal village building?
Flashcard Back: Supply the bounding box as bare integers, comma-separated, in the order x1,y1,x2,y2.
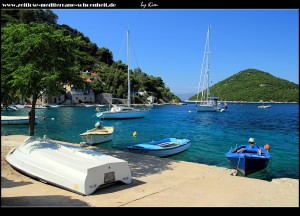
39,95,66,105
134,91,156,104
26,93,65,106
28,71,96,105
64,84,95,105
17,71,155,106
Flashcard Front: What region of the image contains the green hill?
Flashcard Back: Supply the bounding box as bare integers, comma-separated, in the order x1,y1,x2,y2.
189,69,299,102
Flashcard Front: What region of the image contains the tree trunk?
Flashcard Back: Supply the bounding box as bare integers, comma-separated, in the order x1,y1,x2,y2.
28,94,37,136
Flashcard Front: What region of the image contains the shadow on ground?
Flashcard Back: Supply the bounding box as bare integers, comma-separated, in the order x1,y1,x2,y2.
1,195,90,207
1,177,32,189
89,146,179,178
92,178,145,195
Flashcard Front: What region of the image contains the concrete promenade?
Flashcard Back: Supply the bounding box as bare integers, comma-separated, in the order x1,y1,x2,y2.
1,135,298,207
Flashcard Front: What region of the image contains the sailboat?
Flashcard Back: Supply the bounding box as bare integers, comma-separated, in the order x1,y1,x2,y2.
196,26,227,112
96,30,151,120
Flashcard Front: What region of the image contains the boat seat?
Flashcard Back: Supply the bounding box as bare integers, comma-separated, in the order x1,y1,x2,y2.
242,150,257,154
157,142,178,147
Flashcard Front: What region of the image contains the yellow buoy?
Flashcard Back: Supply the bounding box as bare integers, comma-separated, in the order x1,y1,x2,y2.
133,131,137,137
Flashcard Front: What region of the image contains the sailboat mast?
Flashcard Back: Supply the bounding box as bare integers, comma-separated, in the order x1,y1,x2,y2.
206,26,211,101
127,30,131,107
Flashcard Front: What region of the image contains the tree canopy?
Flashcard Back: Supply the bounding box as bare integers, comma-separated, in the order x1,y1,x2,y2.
1,22,84,135
1,9,57,25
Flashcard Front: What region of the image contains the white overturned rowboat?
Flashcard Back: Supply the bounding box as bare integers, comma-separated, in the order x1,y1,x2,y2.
5,136,132,195
1,116,39,125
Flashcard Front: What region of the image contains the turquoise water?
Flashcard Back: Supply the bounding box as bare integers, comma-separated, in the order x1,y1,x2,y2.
2,103,299,181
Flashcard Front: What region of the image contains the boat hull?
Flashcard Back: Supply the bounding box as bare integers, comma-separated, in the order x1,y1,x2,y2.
196,105,218,112
5,136,131,195
80,126,114,145
3,106,18,111
98,110,146,119
127,138,191,157
80,133,114,145
1,116,39,125
225,145,271,176
226,155,270,176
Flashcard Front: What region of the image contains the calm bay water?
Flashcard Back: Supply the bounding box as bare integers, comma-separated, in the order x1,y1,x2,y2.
1,103,299,181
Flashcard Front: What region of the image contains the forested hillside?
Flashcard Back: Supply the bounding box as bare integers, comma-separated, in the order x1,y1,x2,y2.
189,69,298,102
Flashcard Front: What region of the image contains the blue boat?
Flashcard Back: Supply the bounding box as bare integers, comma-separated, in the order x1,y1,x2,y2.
127,138,191,157
225,143,271,176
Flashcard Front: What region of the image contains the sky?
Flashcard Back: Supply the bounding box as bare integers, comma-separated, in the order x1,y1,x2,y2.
52,9,299,95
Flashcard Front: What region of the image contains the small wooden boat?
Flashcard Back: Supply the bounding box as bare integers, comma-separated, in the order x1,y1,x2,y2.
127,138,191,157
80,122,114,145
258,105,271,109
14,104,27,109
26,105,49,109
81,103,95,107
5,136,131,195
96,104,107,107
1,116,39,125
7,106,19,111
225,143,271,176
46,104,60,108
